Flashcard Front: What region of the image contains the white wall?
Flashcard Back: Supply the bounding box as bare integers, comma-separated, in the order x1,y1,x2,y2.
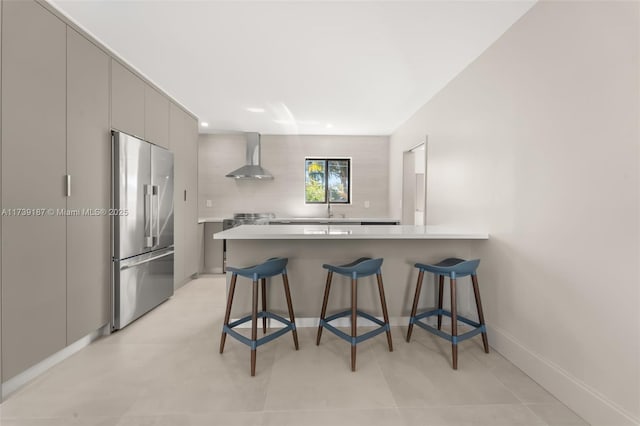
199,134,389,218
389,2,639,425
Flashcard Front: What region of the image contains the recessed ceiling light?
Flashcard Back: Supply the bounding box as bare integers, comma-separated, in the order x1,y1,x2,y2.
201,122,209,127
246,107,265,113
273,119,292,125
325,123,334,128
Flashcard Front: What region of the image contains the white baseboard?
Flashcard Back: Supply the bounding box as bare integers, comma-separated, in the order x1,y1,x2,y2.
489,325,639,426
1,324,110,401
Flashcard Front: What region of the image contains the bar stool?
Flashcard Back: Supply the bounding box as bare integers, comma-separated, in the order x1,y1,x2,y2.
220,257,299,376
406,258,489,369
316,257,393,371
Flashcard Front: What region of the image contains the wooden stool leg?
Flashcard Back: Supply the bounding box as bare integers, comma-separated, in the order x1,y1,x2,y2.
220,273,238,353
282,273,299,350
316,271,333,345
251,279,259,376
437,275,444,330
472,274,489,353
407,269,424,342
261,278,267,334
376,273,393,352
450,277,458,370
351,277,357,372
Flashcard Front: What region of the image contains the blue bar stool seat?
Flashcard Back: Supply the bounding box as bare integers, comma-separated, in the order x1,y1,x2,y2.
220,257,299,376
406,258,489,369
316,257,393,371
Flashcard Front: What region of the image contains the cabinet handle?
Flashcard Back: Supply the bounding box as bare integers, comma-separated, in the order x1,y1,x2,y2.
65,175,71,197
184,189,187,202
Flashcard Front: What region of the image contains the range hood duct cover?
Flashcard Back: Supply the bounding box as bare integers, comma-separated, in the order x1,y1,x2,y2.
225,132,273,179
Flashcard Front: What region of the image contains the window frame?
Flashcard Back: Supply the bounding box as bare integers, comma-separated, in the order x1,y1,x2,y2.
304,157,351,204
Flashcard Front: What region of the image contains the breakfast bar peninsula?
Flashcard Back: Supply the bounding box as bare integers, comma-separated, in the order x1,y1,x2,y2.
214,225,489,324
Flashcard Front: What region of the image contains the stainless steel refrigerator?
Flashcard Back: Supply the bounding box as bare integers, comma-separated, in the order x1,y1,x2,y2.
112,131,174,330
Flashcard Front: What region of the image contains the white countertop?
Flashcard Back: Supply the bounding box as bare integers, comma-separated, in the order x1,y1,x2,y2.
198,217,226,223
198,217,399,224
269,217,400,223
213,224,489,240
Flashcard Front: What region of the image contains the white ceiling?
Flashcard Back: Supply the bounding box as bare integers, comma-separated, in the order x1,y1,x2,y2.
51,0,535,135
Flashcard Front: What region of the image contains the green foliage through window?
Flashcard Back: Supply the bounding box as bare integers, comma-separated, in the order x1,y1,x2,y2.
305,160,326,202
305,158,350,204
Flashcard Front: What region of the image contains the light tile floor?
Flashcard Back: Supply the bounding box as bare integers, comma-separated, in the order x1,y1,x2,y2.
0,275,589,426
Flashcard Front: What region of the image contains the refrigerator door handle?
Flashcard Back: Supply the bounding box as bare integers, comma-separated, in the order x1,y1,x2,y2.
120,250,174,270
144,184,153,247
153,185,159,246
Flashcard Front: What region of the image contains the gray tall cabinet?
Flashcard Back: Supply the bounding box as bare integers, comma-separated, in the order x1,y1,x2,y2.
1,0,3,384
1,0,68,380
66,28,111,345
184,108,200,282
171,103,200,288
0,0,199,386
171,104,187,287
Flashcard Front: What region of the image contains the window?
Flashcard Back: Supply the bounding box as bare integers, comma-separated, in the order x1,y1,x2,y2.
305,158,351,204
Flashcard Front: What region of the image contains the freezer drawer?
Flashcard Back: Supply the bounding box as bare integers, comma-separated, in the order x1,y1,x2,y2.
113,248,174,330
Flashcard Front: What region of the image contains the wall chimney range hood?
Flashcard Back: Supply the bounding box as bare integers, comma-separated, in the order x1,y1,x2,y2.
225,132,273,179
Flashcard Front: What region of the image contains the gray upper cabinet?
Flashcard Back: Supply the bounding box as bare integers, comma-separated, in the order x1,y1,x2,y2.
111,59,145,139
145,85,170,149
112,59,170,148
1,0,67,380
66,28,110,344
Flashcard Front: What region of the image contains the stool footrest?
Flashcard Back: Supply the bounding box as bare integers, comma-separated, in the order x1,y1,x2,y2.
223,311,296,350
410,309,485,345
319,309,390,346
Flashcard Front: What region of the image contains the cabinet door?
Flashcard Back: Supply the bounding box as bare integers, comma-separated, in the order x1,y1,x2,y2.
204,222,224,273
145,85,169,149
111,59,145,139
1,0,67,380
66,28,110,344
170,102,186,288
183,115,199,277
170,103,199,286
198,223,205,273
